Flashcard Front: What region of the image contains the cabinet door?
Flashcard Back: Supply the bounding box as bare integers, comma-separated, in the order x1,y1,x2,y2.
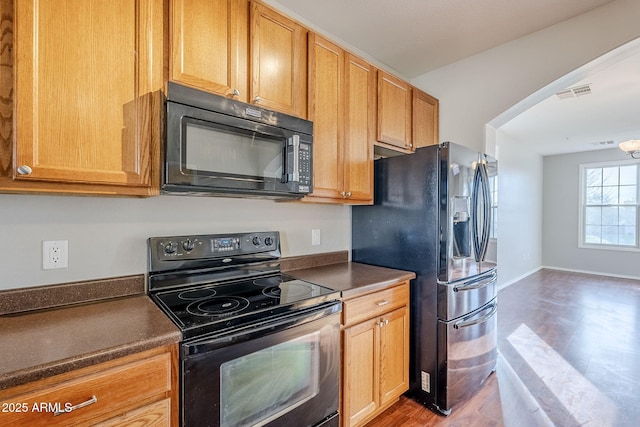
342,318,379,427
250,1,307,118
343,54,374,203
13,0,163,190
307,33,343,200
377,71,412,151
413,88,439,148
379,306,410,407
0,347,175,427
170,0,248,101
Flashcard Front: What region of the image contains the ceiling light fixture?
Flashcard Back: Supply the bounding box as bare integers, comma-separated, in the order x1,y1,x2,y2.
618,139,640,159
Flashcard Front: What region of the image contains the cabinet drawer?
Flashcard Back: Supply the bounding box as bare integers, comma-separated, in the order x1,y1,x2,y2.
96,398,171,427
343,283,409,326
0,352,172,427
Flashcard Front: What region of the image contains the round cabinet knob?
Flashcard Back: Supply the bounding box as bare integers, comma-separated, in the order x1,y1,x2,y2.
254,96,261,104
346,191,352,198
252,236,262,246
164,242,177,254
183,239,195,251
264,237,273,246
231,89,240,97
17,165,33,175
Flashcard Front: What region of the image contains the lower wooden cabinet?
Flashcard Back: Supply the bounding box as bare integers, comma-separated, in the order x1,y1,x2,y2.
0,345,178,427
341,282,410,427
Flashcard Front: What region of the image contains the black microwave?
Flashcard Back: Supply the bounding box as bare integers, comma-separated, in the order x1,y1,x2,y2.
163,82,313,199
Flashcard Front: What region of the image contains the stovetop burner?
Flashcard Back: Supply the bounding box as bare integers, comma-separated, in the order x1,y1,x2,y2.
151,273,339,339
178,288,217,300
187,296,250,317
262,282,314,299
147,232,340,340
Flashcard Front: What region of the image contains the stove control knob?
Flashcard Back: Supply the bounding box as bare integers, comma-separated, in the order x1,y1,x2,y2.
183,239,195,251
164,241,177,254
264,237,274,246
252,236,262,246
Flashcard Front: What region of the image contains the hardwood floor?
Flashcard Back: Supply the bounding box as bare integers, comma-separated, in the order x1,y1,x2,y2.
365,269,640,427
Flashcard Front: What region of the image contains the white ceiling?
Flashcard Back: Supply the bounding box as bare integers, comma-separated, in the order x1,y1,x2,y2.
273,0,615,78
272,0,640,156
500,50,640,156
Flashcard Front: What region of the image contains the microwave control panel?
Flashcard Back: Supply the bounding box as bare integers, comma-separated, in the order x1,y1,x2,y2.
285,136,312,193
297,142,312,192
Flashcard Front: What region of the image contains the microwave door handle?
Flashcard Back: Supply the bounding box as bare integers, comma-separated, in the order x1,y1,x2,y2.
287,135,300,183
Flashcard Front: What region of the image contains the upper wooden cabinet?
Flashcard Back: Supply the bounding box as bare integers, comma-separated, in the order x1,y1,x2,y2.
377,71,413,152
413,87,439,148
342,53,374,203
170,0,249,102
250,1,307,118
306,34,344,201
305,34,373,204
0,0,164,196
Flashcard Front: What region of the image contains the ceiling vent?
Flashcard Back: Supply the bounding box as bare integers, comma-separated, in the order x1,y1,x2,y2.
555,84,592,99
590,140,615,146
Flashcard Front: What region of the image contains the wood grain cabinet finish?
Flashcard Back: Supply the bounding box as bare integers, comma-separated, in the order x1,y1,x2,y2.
342,53,374,203
305,33,373,204
250,0,307,118
412,87,439,148
170,0,248,102
341,282,410,427
0,0,164,196
0,345,179,427
376,71,413,152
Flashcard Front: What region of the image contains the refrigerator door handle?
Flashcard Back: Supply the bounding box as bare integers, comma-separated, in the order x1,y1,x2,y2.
453,301,498,330
478,161,492,261
453,274,497,292
471,164,483,261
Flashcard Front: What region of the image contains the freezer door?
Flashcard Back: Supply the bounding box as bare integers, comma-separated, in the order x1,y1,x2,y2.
437,269,497,321
439,142,497,283
437,299,497,412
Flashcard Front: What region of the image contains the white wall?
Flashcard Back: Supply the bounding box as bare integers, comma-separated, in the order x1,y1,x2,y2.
542,148,640,279
494,130,544,286
410,0,640,284
0,194,350,290
5,0,640,291
412,0,640,154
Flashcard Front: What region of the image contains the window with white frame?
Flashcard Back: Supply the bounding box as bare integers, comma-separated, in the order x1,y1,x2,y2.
580,161,639,249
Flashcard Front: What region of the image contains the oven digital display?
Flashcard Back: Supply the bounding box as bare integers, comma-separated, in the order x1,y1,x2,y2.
212,237,240,252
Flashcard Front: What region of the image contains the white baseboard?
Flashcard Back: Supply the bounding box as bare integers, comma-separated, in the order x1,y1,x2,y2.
541,265,640,281
498,267,543,291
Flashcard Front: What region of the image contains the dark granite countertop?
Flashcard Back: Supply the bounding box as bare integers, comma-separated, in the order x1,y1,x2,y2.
287,261,415,299
0,256,412,392
0,278,181,391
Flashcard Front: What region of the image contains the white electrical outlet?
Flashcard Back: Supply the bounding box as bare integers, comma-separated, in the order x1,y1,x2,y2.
421,371,430,392
43,240,69,270
311,229,321,246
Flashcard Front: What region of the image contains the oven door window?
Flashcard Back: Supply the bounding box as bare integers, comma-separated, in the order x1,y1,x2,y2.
183,117,283,180
182,310,340,427
220,332,320,427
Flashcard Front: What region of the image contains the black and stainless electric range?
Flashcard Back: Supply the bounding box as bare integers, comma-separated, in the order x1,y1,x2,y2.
147,231,341,427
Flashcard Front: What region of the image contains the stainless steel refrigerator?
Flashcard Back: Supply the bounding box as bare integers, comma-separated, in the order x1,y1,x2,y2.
352,142,498,415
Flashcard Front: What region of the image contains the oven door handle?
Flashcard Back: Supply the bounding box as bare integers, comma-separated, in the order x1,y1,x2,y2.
183,300,342,356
